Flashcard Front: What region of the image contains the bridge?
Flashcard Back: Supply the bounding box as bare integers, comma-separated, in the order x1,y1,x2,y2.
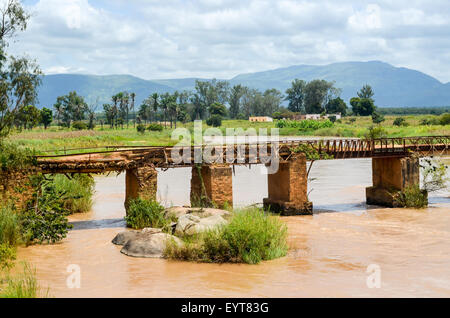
35,136,450,215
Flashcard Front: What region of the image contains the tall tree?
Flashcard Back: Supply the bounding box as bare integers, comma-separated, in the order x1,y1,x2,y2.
262,89,283,116
0,1,41,137
103,103,117,128
325,97,348,115
304,80,338,114
40,107,53,129
229,85,246,119
285,79,306,113
130,92,136,127
53,91,88,127
357,84,374,100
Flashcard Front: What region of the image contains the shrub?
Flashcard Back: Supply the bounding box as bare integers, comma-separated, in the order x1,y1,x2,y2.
52,174,94,214
276,119,333,131
364,126,387,140
165,208,288,264
394,186,428,209
206,115,222,127
371,111,385,124
147,123,164,132
20,179,72,244
440,113,450,125
125,199,169,230
393,117,408,126
137,124,146,134
0,142,36,171
0,243,16,269
72,121,88,130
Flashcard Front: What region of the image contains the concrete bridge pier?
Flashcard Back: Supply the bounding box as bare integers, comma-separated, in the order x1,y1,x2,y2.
125,165,158,210
366,156,426,207
263,153,313,215
190,164,233,209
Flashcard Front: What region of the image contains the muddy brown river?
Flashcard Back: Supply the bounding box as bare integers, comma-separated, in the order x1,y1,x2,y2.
17,158,450,297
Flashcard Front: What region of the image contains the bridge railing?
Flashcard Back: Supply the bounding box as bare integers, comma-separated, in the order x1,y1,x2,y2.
34,136,450,160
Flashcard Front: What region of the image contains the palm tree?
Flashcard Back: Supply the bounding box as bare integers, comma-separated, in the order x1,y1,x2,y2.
130,92,136,128
151,93,159,124
112,94,119,129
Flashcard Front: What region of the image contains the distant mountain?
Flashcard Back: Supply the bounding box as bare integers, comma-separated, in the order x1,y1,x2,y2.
38,74,175,108
36,61,450,108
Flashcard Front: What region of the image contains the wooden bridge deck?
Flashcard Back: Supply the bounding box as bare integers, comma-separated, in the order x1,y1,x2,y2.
36,136,450,174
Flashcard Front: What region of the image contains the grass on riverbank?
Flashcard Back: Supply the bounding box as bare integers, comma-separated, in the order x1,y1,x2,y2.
165,208,288,264
52,174,95,214
0,263,48,298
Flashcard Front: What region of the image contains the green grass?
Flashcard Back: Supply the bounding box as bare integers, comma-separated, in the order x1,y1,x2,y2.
0,263,48,298
165,208,288,264
125,198,171,230
52,174,95,214
0,206,21,247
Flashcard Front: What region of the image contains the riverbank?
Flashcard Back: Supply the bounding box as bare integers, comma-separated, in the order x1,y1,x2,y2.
15,159,450,297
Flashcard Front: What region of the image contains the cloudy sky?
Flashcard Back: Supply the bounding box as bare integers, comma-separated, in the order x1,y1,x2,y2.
8,0,450,82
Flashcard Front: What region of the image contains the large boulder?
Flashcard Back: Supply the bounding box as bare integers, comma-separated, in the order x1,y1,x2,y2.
164,206,231,221
112,230,141,246
120,233,183,258
112,228,162,246
175,214,228,236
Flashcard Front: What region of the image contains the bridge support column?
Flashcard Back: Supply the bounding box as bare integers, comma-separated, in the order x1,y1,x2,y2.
125,166,158,211
366,156,426,207
263,153,313,216
190,165,233,209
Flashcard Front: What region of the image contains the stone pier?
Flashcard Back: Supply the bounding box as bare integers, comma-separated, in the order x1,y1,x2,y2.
125,165,158,210
263,153,313,215
366,156,425,207
190,164,233,209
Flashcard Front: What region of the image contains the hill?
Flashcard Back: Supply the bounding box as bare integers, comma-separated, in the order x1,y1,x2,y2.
36,61,450,108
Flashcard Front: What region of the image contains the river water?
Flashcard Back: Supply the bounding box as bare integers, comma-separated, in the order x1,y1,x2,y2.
17,158,450,297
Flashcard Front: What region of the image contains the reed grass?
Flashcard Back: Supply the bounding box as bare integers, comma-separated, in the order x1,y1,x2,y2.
0,263,49,298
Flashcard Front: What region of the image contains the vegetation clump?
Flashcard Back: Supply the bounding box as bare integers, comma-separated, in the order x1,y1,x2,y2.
0,263,48,298
393,117,408,126
394,186,428,209
20,178,73,244
440,113,450,125
0,142,36,171
125,199,170,230
72,121,88,130
52,174,94,214
276,119,333,131
0,206,21,269
147,123,164,131
165,208,288,265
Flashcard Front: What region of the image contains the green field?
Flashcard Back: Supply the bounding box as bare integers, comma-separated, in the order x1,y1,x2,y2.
6,115,450,154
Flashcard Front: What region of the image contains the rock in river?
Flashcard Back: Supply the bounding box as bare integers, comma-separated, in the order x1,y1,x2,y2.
112,228,162,246
120,233,183,258
164,206,231,221
175,214,228,236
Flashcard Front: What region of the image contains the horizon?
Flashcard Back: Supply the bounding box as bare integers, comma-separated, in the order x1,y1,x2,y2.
11,0,450,83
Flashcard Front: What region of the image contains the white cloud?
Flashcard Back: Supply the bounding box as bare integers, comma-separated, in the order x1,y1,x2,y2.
6,0,450,82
